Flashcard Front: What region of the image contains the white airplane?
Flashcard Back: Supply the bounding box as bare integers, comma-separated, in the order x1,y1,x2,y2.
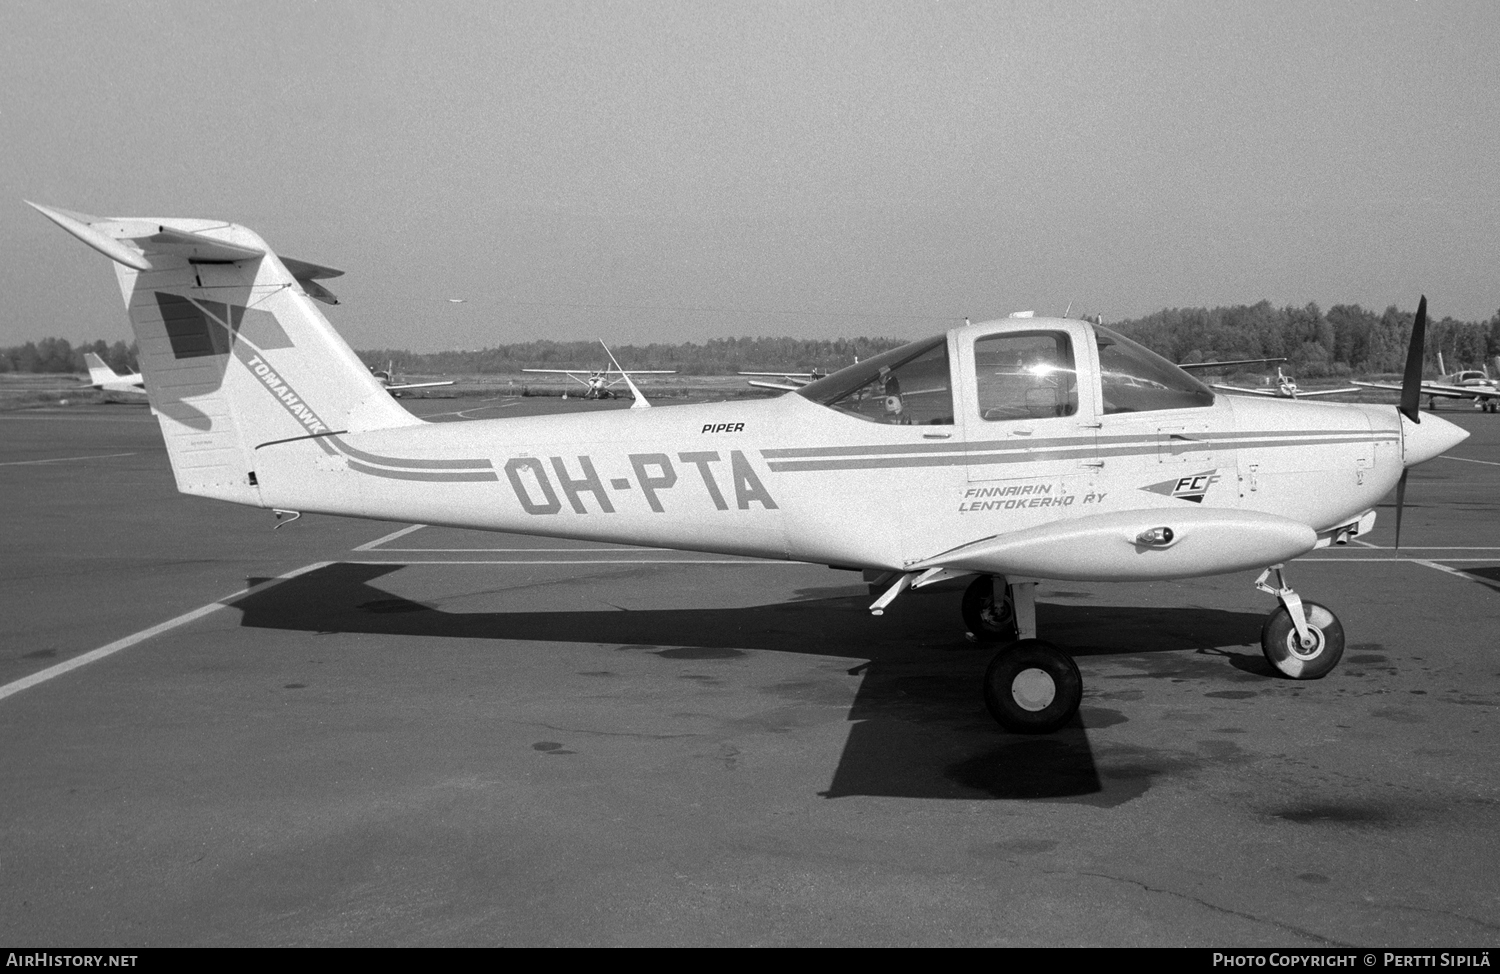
28,201,1469,734
522,342,675,408
369,361,455,397
82,352,146,394
739,368,829,392
1354,352,1500,413
1211,366,1359,401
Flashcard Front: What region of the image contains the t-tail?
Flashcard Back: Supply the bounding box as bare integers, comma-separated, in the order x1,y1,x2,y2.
28,202,420,507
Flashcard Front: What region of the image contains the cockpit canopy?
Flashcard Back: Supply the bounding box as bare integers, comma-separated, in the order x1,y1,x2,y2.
797,320,1214,425
796,337,954,425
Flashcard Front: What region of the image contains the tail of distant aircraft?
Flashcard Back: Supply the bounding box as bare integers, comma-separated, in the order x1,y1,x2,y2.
83,352,122,386
28,203,420,506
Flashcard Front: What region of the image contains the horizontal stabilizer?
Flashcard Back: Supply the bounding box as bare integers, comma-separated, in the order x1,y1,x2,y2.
25,201,154,271
143,225,266,263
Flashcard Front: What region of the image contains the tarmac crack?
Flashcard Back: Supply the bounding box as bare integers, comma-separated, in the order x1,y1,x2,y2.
1068,869,1350,946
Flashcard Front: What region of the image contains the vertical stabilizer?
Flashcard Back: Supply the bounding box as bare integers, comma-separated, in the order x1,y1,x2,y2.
30,203,421,507
83,352,121,386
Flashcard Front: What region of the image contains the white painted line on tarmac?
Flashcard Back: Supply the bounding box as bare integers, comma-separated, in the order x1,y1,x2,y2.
1326,546,1500,551
1305,556,1500,562
0,452,136,467
1411,559,1500,592
381,546,662,553
353,523,426,551
0,561,332,704
1441,455,1500,467
350,558,796,566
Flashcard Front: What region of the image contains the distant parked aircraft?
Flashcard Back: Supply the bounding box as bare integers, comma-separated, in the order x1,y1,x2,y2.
522,341,675,408
1354,353,1500,413
738,368,829,392
370,361,455,397
83,352,147,399
1211,366,1359,400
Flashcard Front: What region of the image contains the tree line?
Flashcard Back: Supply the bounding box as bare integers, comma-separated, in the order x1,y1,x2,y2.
355,335,908,377
0,338,138,375
5,301,1499,377
1113,301,1500,378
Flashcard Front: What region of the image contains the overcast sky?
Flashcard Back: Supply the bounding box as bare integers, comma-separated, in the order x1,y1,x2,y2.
2,1,1496,352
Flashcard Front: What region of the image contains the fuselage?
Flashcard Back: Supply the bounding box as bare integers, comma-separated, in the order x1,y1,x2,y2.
252,317,1422,578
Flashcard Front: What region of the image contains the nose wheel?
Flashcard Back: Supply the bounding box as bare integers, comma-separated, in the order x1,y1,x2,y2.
1255,566,1345,679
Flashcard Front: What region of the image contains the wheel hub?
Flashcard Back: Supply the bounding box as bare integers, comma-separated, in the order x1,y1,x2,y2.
1011,667,1057,712
1285,626,1325,660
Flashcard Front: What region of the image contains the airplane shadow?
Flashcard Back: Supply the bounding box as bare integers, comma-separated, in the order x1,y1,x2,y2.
236,563,1273,804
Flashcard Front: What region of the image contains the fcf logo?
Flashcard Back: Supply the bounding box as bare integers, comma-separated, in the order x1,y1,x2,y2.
1142,470,1220,504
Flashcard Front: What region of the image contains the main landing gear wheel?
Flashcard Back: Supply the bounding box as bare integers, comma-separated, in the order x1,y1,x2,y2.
962,575,1018,643
1261,600,1345,679
983,639,1082,734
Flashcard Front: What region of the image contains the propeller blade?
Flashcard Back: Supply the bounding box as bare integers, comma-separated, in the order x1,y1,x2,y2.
1400,295,1427,424
1394,468,1408,551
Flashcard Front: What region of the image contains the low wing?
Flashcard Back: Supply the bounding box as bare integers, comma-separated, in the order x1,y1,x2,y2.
1210,383,1276,396
739,371,817,379
385,379,455,390
1418,381,1499,400
1179,357,1287,371
909,508,1318,582
1352,380,1488,401
747,379,803,392
1291,387,1359,398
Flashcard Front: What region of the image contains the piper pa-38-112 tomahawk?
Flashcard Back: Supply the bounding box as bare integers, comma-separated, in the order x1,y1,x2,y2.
522,342,674,406
28,201,1470,734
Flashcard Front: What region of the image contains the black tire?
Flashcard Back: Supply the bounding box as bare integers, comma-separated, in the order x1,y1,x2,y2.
962,575,1018,643
983,639,1082,734
1261,600,1344,679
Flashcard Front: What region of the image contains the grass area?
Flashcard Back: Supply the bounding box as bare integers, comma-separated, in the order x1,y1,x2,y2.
0,374,111,410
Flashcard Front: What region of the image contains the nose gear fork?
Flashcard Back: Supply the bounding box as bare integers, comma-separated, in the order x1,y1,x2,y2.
1254,564,1313,649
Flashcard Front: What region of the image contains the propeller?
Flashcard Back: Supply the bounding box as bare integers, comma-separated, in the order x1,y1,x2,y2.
1400,296,1427,424
1394,295,1427,550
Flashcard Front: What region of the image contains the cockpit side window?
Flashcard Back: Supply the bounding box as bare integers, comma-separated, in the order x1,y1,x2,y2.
1095,325,1215,414
973,331,1078,421
798,336,953,425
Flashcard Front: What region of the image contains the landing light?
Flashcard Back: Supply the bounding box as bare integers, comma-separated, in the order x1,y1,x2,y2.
1135,527,1175,547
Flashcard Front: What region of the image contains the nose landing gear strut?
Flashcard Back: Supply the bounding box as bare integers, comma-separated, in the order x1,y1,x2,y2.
1255,564,1345,679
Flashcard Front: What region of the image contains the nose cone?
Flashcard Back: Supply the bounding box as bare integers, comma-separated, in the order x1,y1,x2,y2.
1402,413,1469,467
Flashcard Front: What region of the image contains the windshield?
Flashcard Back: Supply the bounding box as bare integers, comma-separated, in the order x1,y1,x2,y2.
1095,325,1215,413
797,336,954,425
